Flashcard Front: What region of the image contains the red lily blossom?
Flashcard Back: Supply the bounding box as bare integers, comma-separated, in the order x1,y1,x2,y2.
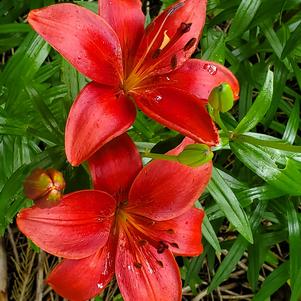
28,0,239,166
17,134,212,301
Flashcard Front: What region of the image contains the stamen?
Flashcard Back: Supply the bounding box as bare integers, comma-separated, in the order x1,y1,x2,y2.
157,241,169,254
134,262,142,269
184,38,197,51
170,55,177,69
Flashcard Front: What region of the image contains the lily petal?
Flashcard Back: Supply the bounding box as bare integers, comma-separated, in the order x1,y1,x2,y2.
65,82,136,166
132,87,219,145
28,3,123,86
128,156,212,221
98,0,145,75
47,234,117,301
88,134,142,202
143,59,240,101
115,227,181,301
135,208,204,256
17,190,116,259
133,0,206,77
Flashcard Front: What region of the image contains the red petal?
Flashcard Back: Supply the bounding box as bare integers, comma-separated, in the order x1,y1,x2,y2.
17,190,116,259
132,0,206,77
128,157,212,221
88,134,142,202
115,227,181,301
98,0,145,75
160,59,240,101
65,83,136,166
131,87,219,145
135,208,204,256
28,3,123,86
47,233,117,301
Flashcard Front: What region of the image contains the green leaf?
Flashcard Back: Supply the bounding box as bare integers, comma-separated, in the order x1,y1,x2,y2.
286,200,301,291
227,0,261,41
253,261,290,301
207,168,253,243
283,98,300,144
234,69,273,134
281,22,301,58
230,140,301,195
202,214,221,253
207,201,267,292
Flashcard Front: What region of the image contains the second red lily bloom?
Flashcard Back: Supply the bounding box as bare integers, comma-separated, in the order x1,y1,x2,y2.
28,0,239,166
17,134,212,301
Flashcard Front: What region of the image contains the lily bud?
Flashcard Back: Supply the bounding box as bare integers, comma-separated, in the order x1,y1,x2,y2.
208,83,234,113
177,144,213,167
23,168,65,208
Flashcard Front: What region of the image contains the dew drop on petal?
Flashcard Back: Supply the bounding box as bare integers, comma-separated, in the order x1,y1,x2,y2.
154,95,163,103
97,283,104,289
203,64,217,75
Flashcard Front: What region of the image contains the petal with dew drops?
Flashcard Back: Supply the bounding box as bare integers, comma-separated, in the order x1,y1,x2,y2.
132,0,206,77
98,0,145,75
134,208,204,256
47,232,118,301
17,190,116,259
65,82,136,166
115,227,181,301
128,156,212,221
28,3,123,86
132,87,219,146
143,59,240,101
88,133,142,202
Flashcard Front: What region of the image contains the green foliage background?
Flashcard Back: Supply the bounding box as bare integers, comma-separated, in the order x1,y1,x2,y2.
0,0,301,300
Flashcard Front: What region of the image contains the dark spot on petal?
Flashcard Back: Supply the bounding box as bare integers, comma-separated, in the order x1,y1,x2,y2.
171,55,177,70
152,48,161,59
170,242,179,249
157,241,169,254
156,260,164,268
179,22,192,34
138,239,147,246
166,229,175,234
134,262,142,269
184,38,197,51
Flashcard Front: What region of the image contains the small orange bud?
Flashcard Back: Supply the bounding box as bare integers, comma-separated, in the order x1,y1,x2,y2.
23,168,65,208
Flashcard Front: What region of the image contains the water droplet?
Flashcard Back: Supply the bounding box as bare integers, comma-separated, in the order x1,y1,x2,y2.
154,95,162,103
165,76,171,81
203,64,217,75
97,283,104,289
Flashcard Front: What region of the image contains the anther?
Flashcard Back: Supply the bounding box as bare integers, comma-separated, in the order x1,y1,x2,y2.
179,22,192,34
184,38,197,51
157,241,169,254
171,55,177,69
134,262,142,269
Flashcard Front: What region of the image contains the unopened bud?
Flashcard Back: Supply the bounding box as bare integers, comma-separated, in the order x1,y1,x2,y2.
23,168,65,208
208,83,234,113
177,144,213,167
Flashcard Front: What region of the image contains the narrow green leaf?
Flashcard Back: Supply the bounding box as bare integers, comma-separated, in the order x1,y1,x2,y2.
281,22,301,58
283,98,300,144
207,168,253,243
0,23,31,33
234,69,273,134
286,200,301,291
202,214,221,253
207,201,266,292
253,261,290,301
291,268,301,301
227,0,261,41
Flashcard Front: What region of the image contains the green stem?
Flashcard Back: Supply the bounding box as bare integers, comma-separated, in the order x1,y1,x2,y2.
235,134,301,152
213,110,230,135
141,152,178,162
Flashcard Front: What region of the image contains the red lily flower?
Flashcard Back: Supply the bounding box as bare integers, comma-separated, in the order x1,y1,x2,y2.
27,0,239,166
17,134,212,301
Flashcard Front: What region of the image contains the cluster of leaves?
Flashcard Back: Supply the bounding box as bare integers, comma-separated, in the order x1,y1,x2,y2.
1,0,301,300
